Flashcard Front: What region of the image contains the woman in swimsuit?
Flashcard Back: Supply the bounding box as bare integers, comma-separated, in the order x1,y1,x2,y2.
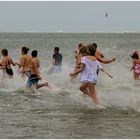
0,49,16,78
130,51,140,80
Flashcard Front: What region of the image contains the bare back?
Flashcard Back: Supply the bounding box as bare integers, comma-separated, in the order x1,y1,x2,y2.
20,55,31,72
0,56,15,69
30,57,40,77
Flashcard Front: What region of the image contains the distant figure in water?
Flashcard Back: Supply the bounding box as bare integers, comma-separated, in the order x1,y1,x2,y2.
27,50,50,89
16,46,31,78
130,51,140,80
49,47,63,74
0,49,16,78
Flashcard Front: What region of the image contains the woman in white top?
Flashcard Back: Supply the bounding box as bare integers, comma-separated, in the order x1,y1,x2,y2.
70,45,103,105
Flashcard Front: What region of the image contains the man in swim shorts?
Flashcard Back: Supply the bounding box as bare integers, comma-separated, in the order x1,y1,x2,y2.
27,50,50,89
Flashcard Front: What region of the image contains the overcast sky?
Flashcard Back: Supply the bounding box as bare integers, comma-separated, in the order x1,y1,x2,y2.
0,1,140,32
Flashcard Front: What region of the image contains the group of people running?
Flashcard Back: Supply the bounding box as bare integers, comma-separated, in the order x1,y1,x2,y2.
0,42,139,106
70,43,140,106
0,47,51,89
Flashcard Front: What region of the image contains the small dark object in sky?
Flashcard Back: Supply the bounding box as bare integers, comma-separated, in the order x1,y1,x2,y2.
106,12,108,17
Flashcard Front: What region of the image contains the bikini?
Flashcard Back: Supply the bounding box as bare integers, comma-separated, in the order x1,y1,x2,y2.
4,58,13,76
134,64,140,74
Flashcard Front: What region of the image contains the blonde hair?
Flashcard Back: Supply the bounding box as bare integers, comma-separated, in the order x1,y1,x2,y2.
79,45,88,55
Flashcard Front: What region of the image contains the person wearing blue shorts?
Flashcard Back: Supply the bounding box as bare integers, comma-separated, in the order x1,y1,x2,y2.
27,50,50,89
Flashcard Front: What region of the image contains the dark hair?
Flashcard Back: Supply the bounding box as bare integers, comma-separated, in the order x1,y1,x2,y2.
54,47,59,53
31,50,38,57
92,43,97,49
22,46,29,54
1,49,8,56
88,44,96,56
130,51,139,59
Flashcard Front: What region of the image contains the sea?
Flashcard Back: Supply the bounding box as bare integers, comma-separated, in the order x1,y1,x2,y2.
0,32,140,138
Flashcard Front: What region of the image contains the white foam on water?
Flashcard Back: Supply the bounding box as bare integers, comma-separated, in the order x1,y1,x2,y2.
0,55,140,112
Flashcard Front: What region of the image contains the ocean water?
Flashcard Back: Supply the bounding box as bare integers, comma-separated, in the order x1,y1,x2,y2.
0,33,140,138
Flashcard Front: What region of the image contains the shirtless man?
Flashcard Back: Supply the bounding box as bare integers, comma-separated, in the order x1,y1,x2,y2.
92,43,115,64
16,46,31,78
93,43,104,58
27,50,50,89
0,49,16,78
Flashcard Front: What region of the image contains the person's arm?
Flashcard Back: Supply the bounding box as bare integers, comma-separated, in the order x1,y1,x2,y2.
130,59,135,72
52,54,56,65
10,58,16,66
70,63,85,77
0,59,5,69
15,62,21,66
97,56,115,64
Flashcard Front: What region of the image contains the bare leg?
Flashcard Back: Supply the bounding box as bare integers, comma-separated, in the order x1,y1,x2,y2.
79,83,91,97
88,83,100,105
36,82,51,89
134,71,140,80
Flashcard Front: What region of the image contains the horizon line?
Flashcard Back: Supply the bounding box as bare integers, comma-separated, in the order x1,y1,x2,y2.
0,31,140,34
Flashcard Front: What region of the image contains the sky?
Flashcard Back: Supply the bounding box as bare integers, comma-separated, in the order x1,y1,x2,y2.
0,1,140,32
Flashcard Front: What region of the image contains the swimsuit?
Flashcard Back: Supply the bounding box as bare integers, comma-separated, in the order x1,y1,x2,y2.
134,64,140,74
4,59,13,76
27,74,39,88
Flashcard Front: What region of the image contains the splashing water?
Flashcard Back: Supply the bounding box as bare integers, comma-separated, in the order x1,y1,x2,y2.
0,33,140,138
